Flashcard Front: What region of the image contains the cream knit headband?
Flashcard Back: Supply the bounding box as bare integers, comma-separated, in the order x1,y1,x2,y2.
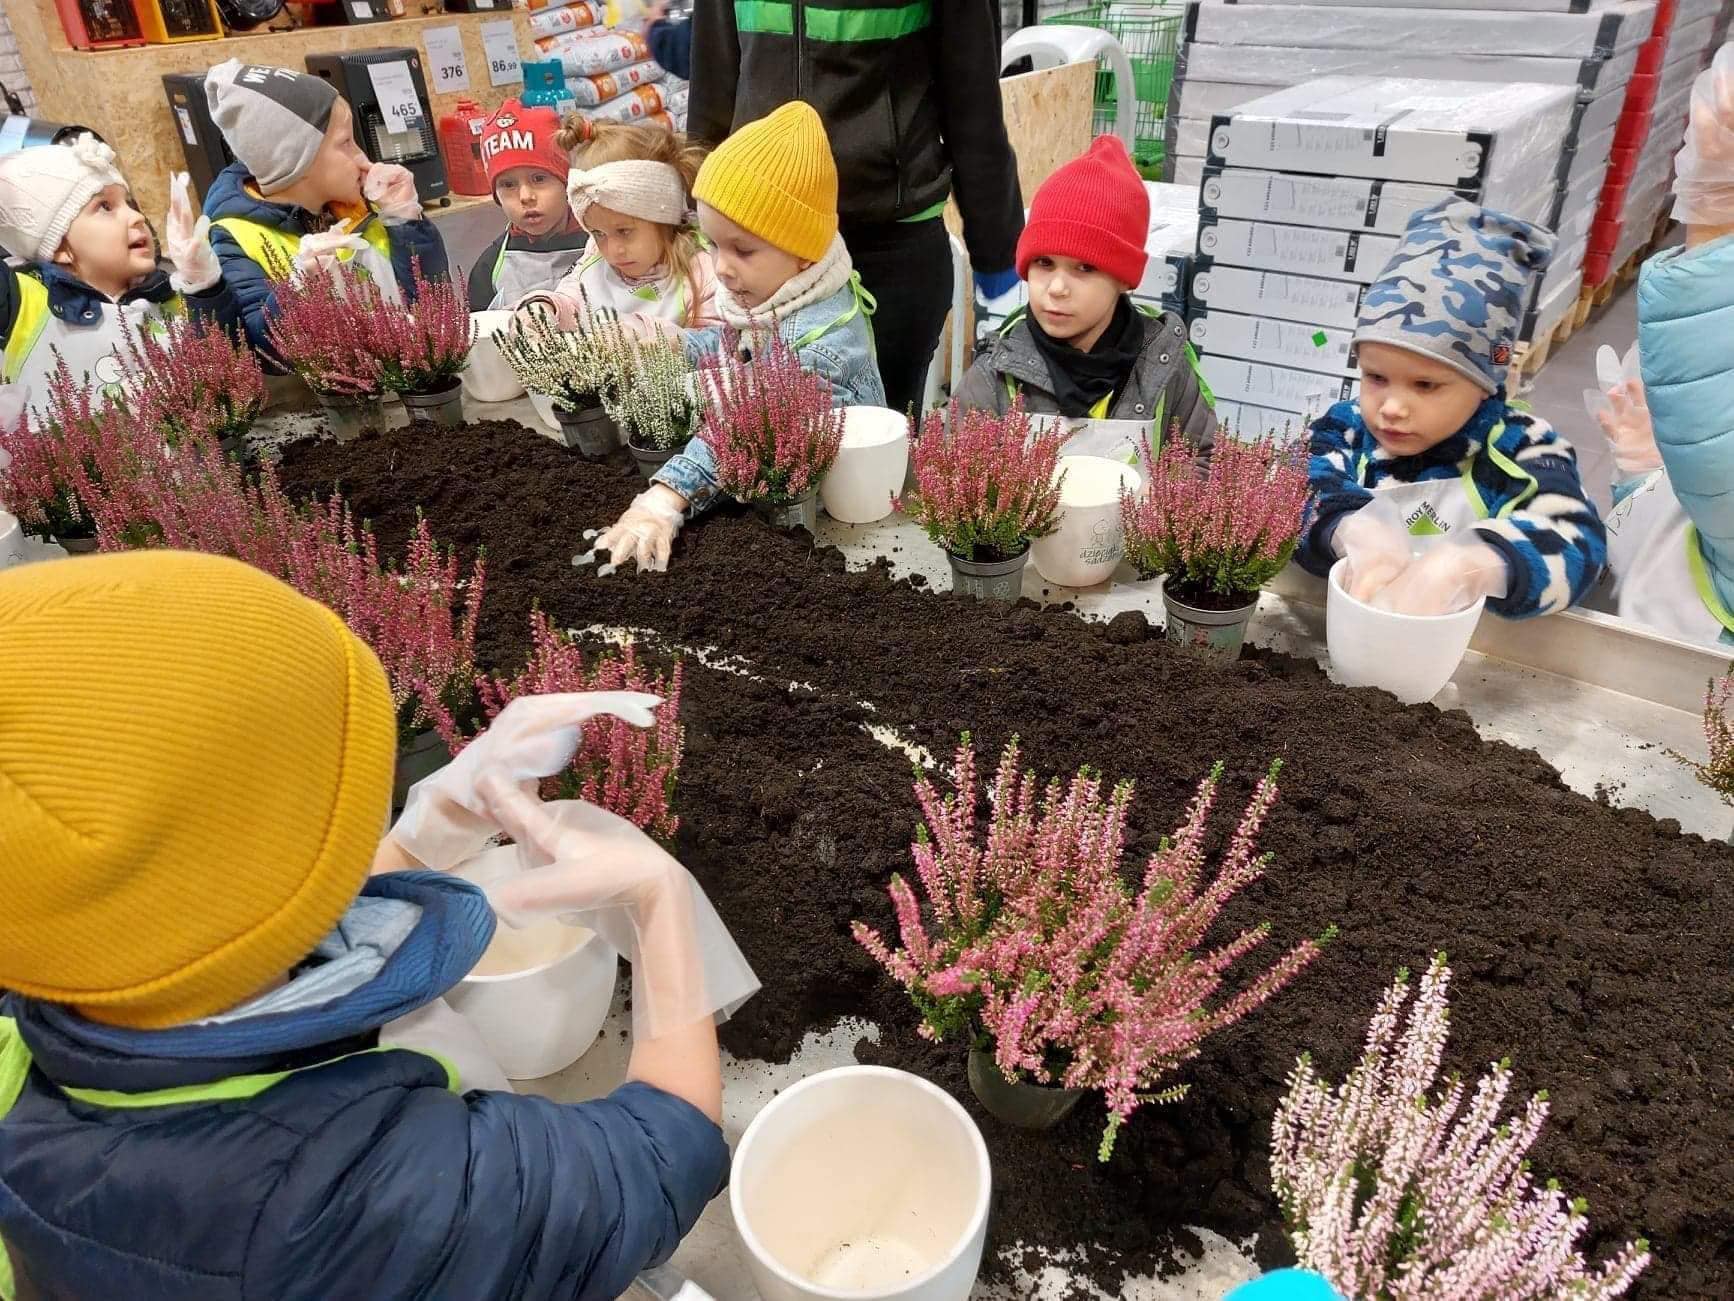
567,160,689,229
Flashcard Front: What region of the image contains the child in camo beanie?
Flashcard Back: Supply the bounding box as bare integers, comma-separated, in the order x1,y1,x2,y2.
1296,199,1606,623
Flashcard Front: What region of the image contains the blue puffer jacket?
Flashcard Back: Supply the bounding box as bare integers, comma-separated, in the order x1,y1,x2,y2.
1636,234,1734,614
201,162,450,367
0,872,728,1300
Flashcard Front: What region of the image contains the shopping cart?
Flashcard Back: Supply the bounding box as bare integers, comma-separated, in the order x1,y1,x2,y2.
1043,3,1183,178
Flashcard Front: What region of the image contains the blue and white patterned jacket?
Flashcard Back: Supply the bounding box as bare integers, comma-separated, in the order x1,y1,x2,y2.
651,281,885,514
1298,396,1607,619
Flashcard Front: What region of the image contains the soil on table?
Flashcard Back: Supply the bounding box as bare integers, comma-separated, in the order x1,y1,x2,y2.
279,420,1734,1299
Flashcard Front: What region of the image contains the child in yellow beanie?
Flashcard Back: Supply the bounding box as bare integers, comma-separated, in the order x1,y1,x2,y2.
0,550,738,1299
585,100,887,576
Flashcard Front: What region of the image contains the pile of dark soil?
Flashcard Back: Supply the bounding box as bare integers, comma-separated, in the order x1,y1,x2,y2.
278,421,1734,1298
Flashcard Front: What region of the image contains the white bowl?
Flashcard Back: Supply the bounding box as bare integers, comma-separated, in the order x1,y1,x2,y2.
462,311,526,404
1326,556,1485,704
731,1066,991,1301
821,406,909,524
1032,455,1141,588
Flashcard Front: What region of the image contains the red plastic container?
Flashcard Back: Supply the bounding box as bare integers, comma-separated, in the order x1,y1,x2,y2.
437,99,492,198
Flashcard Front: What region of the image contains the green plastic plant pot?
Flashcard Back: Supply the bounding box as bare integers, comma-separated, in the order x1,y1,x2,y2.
966,1049,1085,1131
1161,581,1258,658
948,547,1028,603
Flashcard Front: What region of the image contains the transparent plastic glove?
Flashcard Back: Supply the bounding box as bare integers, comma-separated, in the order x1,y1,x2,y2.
1584,346,1660,478
164,172,220,295
1372,535,1507,616
291,228,370,286
1332,497,1415,603
478,777,761,1039
391,691,663,871
576,487,685,576
1673,46,1734,229
365,162,423,225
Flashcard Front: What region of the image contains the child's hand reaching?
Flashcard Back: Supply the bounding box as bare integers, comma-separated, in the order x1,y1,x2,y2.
1583,343,1660,477
1334,501,1414,602
364,162,423,225
164,172,221,295
1371,536,1507,616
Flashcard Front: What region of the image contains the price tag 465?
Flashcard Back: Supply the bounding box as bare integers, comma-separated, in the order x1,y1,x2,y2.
367,60,425,136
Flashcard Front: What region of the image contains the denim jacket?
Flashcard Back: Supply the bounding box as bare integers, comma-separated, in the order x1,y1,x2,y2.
652,281,886,514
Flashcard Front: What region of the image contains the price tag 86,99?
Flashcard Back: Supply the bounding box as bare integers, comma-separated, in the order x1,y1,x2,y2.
481,18,523,87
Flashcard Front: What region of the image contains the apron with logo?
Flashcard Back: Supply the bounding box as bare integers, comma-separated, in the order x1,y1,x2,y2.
1352,425,1537,551
1605,467,1732,646
1011,381,1159,467
1,277,179,421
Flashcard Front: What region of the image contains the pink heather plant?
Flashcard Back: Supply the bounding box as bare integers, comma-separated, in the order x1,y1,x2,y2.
698,331,843,504
1672,669,1734,806
1271,956,1650,1300
119,317,266,449
853,737,1328,1160
266,260,388,399
1122,429,1310,602
899,402,1065,561
368,261,474,396
476,611,685,840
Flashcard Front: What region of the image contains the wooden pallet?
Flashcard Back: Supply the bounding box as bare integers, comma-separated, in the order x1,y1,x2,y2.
1515,213,1675,380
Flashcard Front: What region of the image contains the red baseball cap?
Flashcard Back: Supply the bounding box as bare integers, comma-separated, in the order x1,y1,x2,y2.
478,99,569,187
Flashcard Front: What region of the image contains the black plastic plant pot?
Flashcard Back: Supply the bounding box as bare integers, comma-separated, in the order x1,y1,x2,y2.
967,1048,1086,1130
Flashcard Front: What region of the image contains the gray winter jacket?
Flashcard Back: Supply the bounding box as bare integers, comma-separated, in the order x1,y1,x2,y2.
951,308,1217,457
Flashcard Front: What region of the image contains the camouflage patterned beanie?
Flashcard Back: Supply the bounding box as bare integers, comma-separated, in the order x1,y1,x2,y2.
1354,199,1555,394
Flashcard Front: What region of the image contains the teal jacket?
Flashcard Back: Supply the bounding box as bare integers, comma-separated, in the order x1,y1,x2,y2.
1635,234,1734,612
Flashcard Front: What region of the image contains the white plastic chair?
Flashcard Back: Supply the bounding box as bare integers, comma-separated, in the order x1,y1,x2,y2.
999,24,1136,151
921,233,972,413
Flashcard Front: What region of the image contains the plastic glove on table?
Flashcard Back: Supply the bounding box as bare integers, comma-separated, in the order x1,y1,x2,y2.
390,691,663,871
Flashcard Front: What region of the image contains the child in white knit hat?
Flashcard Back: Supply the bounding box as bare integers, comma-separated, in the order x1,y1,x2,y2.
517,120,718,330
200,59,450,365
0,136,237,420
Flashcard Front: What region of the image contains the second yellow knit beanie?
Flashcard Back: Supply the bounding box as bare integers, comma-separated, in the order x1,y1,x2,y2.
0,551,397,1029
693,100,839,263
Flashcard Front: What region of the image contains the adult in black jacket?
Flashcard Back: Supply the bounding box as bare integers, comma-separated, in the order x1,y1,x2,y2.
689,0,1024,418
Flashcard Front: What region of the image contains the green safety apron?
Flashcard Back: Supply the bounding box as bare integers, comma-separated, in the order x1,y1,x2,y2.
1351,423,1538,542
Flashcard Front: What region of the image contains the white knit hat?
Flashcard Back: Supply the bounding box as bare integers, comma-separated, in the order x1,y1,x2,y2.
0,135,126,262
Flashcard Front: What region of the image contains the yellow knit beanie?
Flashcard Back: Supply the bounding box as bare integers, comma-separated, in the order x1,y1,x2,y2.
0,551,397,1029
693,100,838,263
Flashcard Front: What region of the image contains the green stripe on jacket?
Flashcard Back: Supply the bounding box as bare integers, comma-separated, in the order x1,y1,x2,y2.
734,1,932,41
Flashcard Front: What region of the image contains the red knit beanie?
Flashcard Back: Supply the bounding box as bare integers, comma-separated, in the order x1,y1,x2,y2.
1016,135,1149,290
479,100,569,187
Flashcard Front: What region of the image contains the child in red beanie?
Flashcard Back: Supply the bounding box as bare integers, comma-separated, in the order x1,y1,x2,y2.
952,136,1216,456
467,99,589,310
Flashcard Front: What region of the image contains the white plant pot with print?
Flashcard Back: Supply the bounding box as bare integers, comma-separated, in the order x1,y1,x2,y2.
1032,455,1141,588
446,848,618,1080
821,406,909,524
461,311,526,404
0,512,26,571
731,1066,991,1301
1326,557,1486,704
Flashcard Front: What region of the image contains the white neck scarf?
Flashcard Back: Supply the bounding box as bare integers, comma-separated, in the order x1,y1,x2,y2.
717,233,855,336
567,160,689,229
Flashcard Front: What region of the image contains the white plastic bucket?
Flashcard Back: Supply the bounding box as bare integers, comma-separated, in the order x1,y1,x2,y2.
0,512,26,570
821,406,909,524
445,851,618,1080
462,311,527,404
1326,557,1485,704
1031,455,1141,588
731,1066,991,1301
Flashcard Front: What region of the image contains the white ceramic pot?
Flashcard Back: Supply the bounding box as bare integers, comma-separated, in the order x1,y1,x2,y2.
821,406,909,524
1326,557,1486,704
0,511,26,571
1032,455,1141,588
731,1066,990,1301
445,851,618,1080
527,388,564,433
461,311,526,404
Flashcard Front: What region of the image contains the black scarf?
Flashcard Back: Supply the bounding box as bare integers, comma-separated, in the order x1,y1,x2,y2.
1025,297,1145,419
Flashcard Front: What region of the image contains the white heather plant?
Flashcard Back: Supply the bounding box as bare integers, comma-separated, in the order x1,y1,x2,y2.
608,338,700,452
1270,955,1651,1300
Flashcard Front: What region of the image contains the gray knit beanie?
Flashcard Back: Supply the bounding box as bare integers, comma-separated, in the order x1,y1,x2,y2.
204,59,339,195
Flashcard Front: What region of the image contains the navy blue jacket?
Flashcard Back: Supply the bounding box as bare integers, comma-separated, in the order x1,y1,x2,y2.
201,162,450,368
649,18,693,80
0,872,729,1299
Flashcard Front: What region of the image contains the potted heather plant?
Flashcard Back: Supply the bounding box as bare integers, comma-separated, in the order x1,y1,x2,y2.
1272,955,1651,1299
119,317,266,459
1122,429,1310,657
497,307,625,459
900,401,1066,602
1671,668,1734,840
608,337,701,481
266,260,388,442
372,262,474,427
854,736,1329,1160
698,332,844,533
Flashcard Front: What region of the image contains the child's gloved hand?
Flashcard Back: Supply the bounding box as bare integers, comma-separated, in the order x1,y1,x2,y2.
291,228,370,285
389,691,663,871
364,162,423,225
577,486,686,576
1582,343,1660,477
1372,535,1507,616
1333,498,1414,602
164,172,221,295
1673,46,1734,234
